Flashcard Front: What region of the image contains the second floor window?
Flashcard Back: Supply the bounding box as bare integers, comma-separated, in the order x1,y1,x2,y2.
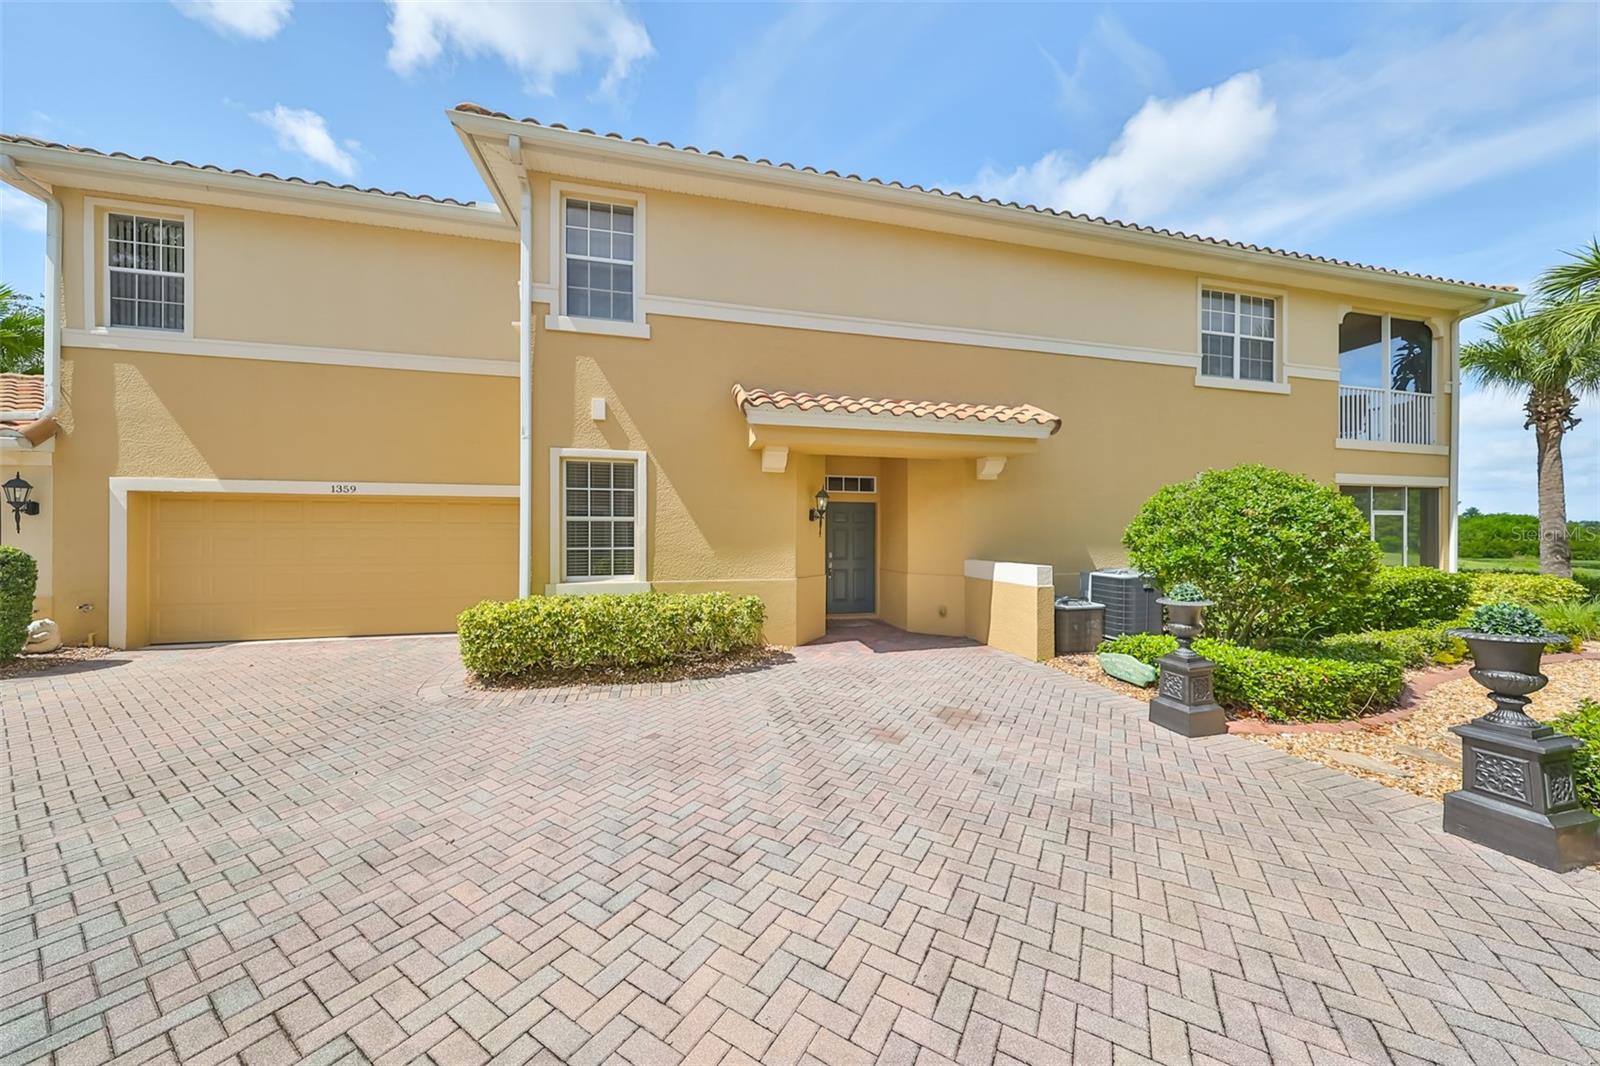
1200,288,1275,382
109,213,185,331
564,198,634,323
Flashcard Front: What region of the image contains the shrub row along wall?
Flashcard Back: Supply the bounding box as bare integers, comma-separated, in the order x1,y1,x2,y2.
459,592,766,683
0,547,37,659
1101,633,1404,723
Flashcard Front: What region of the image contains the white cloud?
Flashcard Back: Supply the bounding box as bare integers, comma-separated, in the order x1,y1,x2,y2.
976,72,1275,220
1,186,46,233
250,105,359,179
1458,385,1600,519
173,0,292,41
972,6,1598,245
385,1,652,98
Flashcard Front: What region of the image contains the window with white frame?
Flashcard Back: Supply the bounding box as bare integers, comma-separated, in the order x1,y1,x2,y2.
561,457,642,581
563,198,635,323
109,213,185,330
1200,288,1276,382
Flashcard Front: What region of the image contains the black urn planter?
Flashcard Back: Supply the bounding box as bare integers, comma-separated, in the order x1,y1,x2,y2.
1148,598,1226,738
1442,629,1599,872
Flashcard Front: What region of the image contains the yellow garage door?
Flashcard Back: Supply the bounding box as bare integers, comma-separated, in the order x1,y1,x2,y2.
144,493,517,644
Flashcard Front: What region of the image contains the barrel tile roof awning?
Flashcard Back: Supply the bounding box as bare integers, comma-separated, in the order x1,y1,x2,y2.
732,384,1061,477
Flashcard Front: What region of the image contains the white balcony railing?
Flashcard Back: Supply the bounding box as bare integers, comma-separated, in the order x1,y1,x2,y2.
1338,385,1436,446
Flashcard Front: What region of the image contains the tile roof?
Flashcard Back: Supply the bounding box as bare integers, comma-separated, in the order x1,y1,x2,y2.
0,133,482,208
455,103,1517,295
0,374,44,425
733,385,1062,434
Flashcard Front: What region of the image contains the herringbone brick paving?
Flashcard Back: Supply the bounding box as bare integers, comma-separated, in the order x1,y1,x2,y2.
2,622,1597,1065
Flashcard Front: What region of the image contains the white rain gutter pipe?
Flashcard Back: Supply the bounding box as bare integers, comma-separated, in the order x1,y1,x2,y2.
512,136,534,597
0,155,61,424
1447,295,1505,571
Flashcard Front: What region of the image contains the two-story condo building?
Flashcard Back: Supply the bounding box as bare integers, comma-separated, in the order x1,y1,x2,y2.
0,104,1519,650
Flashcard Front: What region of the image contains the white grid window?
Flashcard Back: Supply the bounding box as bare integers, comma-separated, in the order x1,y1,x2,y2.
109,213,185,330
562,458,639,580
1201,288,1275,382
825,476,877,493
564,198,635,323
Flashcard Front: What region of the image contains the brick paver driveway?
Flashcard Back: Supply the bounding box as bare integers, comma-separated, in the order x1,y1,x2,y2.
5,623,1599,1066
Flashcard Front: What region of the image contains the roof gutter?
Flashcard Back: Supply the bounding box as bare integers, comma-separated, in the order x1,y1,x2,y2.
0,154,60,425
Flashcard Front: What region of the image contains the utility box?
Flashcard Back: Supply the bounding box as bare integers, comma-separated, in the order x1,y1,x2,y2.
1080,568,1162,638
1053,598,1105,654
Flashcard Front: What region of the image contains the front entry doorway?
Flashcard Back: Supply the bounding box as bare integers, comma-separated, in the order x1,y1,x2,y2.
826,501,876,614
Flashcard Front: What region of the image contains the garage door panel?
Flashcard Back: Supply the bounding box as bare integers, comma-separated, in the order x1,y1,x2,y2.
144,493,518,644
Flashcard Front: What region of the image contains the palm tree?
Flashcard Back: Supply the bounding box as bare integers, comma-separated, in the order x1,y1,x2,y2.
0,284,44,375
1463,254,1600,578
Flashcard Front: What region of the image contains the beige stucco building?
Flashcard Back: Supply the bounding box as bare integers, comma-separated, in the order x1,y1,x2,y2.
0,105,1519,653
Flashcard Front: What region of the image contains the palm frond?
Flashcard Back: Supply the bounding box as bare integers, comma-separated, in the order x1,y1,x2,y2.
1535,238,1600,354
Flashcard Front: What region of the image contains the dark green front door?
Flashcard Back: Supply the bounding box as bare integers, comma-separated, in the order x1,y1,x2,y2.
826,502,875,614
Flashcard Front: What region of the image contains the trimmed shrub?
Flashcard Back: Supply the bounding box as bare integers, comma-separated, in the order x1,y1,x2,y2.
1097,633,1403,722
1467,572,1587,607
1325,567,1471,633
1123,465,1380,644
0,547,37,659
1315,626,1468,668
458,592,766,682
1573,572,1600,599
1549,699,1600,813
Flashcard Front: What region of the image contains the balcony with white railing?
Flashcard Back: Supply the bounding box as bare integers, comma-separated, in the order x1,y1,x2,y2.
1338,386,1436,446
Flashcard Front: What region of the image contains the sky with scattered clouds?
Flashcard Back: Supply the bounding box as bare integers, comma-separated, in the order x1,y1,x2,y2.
1,1,1596,518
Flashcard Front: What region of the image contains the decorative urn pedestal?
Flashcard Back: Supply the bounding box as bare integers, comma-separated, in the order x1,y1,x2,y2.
1148,598,1227,738
1443,630,1599,872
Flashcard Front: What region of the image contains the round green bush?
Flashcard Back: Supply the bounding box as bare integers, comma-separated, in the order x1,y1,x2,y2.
1549,699,1599,813
1123,465,1380,645
1164,581,1206,602
0,546,38,659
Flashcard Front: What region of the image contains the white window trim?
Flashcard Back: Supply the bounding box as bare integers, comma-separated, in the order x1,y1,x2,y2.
1338,308,1437,395
106,477,517,648
548,447,650,595
1339,483,1438,568
1195,279,1288,391
546,181,650,339
85,196,194,338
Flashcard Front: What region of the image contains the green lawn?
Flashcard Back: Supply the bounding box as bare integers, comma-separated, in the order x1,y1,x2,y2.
1459,557,1600,580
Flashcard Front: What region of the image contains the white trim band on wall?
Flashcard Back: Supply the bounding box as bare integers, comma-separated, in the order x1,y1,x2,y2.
1333,473,1450,488
65,328,517,377
964,559,1054,588
107,477,517,649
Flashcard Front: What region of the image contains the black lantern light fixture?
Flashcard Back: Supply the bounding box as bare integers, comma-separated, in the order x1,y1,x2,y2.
3,472,38,533
808,486,830,523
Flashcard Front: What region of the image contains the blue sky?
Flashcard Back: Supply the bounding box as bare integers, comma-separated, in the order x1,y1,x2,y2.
2,1,1597,519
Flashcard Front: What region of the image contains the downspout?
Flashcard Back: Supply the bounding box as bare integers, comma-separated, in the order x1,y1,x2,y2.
513,137,535,597
1447,296,1502,571
0,155,61,424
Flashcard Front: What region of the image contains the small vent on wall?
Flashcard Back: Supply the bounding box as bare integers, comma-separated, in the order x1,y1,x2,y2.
825,475,877,494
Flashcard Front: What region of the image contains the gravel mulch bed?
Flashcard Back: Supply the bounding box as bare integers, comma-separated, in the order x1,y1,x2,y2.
1048,652,1155,702
1250,656,1600,801
0,645,112,680
467,645,794,690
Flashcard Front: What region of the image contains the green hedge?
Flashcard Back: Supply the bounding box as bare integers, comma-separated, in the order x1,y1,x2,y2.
0,547,37,659
458,591,766,682
1549,699,1600,813
1099,633,1403,722
1325,567,1471,633
1314,626,1468,668
1467,571,1587,607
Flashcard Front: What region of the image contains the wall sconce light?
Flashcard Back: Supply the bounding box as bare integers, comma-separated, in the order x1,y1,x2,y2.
3,472,38,533
809,487,830,523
